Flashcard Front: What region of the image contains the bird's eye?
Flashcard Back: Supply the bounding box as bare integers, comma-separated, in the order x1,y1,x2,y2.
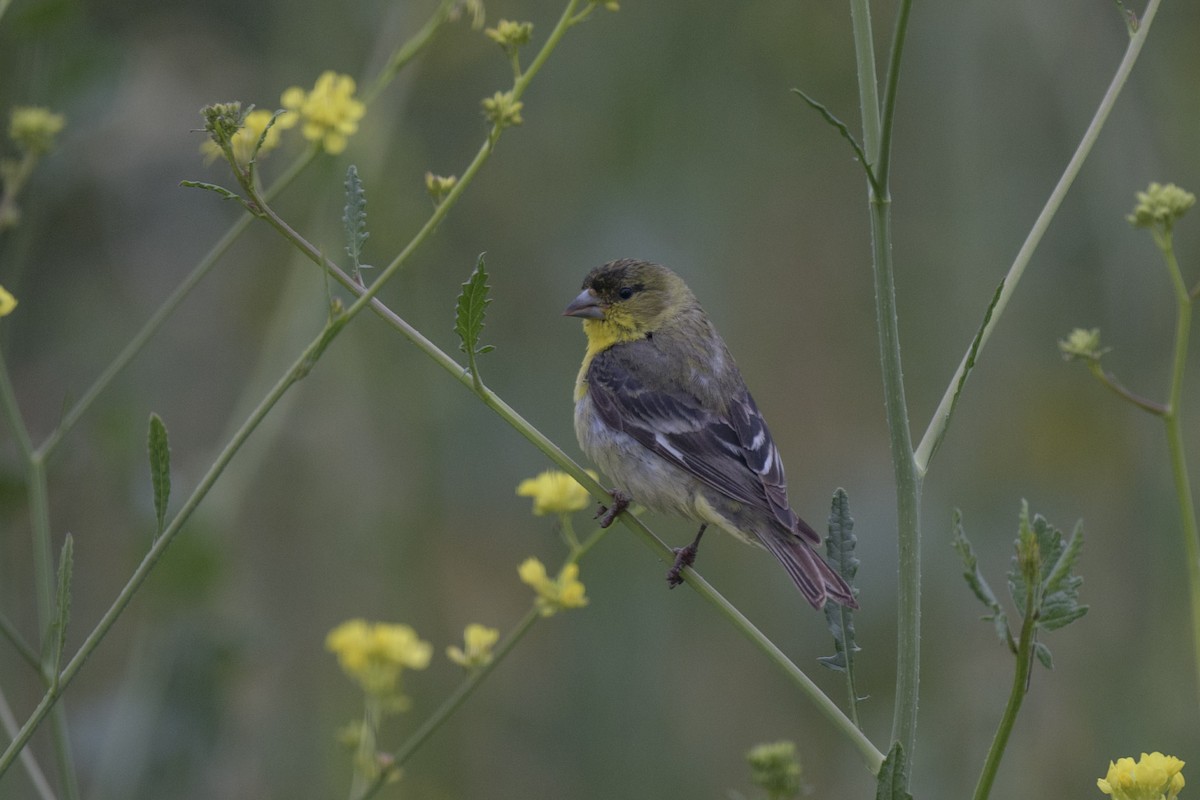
617,286,635,300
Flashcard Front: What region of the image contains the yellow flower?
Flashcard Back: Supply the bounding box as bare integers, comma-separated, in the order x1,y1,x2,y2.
481,90,523,129
424,172,458,205
9,106,65,155
326,619,432,701
1127,182,1196,232
0,285,16,317
519,558,588,616
446,623,501,669
280,71,365,155
516,469,596,516
485,19,533,50
200,108,285,165
1098,752,1185,800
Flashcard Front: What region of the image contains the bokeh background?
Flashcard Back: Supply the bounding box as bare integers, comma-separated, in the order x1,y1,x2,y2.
2,0,1199,797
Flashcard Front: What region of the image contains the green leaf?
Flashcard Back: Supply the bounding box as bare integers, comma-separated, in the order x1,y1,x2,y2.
791,88,879,194
951,509,1014,651
179,180,244,203
148,413,171,539
455,254,496,357
821,488,861,673
342,165,369,272
1038,521,1088,632
874,742,913,800
49,533,73,681
1034,640,1054,670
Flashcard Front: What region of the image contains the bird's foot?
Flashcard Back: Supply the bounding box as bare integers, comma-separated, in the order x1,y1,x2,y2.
665,524,707,588
595,489,631,529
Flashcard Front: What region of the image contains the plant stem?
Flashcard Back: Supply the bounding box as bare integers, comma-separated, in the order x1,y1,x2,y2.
0,322,337,779
1159,230,1200,705
914,0,1164,474
360,1,454,106
348,695,383,800
972,605,1036,800
848,0,921,764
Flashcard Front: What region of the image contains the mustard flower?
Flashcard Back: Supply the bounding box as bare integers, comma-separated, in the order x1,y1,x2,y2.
326,619,432,701
519,558,588,616
747,741,803,799
200,108,285,166
485,19,533,50
0,285,16,317
9,106,65,156
481,90,523,129
1098,752,1185,800
446,623,500,669
516,469,596,516
424,172,458,204
1128,182,1195,232
280,71,365,155
1059,327,1107,362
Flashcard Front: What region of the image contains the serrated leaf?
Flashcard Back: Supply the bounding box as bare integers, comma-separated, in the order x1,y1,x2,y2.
455,254,493,358
952,509,1014,650
148,413,171,539
342,165,369,270
179,180,244,202
821,488,861,673
874,742,914,800
49,533,73,681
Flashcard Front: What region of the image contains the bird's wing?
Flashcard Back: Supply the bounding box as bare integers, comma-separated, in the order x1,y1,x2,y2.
587,343,813,542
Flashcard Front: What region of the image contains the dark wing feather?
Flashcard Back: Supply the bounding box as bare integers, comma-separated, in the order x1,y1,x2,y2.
587,341,813,542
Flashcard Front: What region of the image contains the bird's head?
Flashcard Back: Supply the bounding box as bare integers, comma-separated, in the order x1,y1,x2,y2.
563,259,693,343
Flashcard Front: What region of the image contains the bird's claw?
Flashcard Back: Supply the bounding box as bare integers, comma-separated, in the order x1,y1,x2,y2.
594,489,631,529
666,544,698,588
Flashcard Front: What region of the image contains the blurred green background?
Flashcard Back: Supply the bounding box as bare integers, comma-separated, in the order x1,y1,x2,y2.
2,0,1199,797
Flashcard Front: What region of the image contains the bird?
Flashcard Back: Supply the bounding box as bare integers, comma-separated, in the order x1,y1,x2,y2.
564,258,856,610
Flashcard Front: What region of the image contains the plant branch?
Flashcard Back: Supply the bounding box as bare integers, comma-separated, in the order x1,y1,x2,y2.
914,0,1164,475
972,599,1037,800
1085,361,1167,416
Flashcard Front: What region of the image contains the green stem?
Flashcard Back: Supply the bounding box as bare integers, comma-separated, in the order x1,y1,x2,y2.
848,0,881,167
354,608,543,800
361,1,454,106
972,607,1036,800
913,0,1163,474
34,147,317,462
0,611,44,678
0,687,56,800
1085,361,1167,416
1159,231,1200,705
0,322,337,779
348,694,383,800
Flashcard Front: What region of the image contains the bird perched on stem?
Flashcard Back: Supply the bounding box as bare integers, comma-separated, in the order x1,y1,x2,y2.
565,258,856,609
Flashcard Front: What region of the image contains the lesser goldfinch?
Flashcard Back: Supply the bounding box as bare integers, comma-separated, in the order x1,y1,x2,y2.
565,259,856,609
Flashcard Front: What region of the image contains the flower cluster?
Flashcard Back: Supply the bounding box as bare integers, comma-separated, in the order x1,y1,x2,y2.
1098,752,1185,800
446,623,500,670
9,106,65,156
515,469,595,516
519,558,588,616
1059,327,1107,362
326,619,432,705
424,172,458,205
485,19,533,51
280,71,365,155
201,108,285,166
481,90,524,129
1127,182,1196,233
747,741,803,799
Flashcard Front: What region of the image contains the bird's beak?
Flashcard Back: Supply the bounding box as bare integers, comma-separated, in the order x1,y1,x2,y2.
563,288,605,320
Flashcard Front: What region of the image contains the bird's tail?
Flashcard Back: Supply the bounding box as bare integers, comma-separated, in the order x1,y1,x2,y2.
762,533,858,610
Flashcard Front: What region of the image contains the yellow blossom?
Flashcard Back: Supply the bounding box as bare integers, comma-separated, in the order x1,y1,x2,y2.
446,623,501,669
9,107,65,155
1128,182,1195,232
424,172,458,204
516,469,596,516
519,558,588,616
485,19,533,50
0,285,16,317
200,108,285,166
481,90,523,129
280,71,365,155
1098,752,1185,800
326,619,431,701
